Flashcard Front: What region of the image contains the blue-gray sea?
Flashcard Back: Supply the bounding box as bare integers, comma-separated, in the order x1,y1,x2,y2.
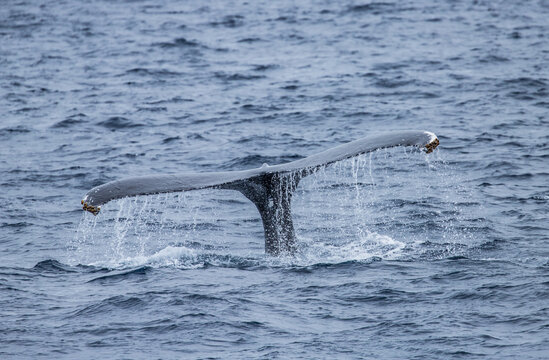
1,0,548,358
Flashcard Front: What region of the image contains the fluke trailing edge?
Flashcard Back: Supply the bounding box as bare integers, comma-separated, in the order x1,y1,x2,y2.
82,131,439,255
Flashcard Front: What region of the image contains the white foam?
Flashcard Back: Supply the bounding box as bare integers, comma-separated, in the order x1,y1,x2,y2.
87,245,202,269
270,231,406,267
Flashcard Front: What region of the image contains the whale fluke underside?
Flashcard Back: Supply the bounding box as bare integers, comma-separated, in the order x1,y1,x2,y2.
82,130,439,255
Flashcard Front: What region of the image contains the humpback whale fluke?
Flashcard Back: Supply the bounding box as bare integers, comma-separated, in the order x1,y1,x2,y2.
82,131,439,255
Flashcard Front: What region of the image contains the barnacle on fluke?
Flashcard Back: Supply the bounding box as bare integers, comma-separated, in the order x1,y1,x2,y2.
81,200,100,215
424,137,440,153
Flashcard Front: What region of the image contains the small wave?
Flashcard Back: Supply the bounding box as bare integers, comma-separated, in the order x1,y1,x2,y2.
88,266,151,283
51,113,87,128
430,269,474,282
367,90,439,99
1,221,32,228
209,15,244,28
137,106,167,113
270,15,297,23
502,77,547,88
499,77,548,100
123,68,182,77
534,99,549,108
479,55,509,63
282,84,299,90
33,259,77,273
0,126,31,136
154,37,201,48
490,173,536,180
472,239,503,251
97,116,143,129
411,241,470,260
338,288,416,305
238,37,263,43
239,103,282,113
162,136,181,144
214,72,265,82
12,106,40,113
146,96,194,105
20,171,88,185
72,295,146,318
372,61,408,71
347,3,396,15
252,64,278,71
374,78,414,88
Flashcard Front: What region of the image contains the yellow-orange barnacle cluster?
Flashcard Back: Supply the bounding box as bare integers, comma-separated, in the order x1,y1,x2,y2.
424,138,439,154
81,200,100,215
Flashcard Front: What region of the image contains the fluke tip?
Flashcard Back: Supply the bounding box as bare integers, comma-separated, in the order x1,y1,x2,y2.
82,201,100,216
424,137,439,154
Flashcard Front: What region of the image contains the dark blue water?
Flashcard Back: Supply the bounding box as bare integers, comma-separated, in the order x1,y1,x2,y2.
1,0,548,358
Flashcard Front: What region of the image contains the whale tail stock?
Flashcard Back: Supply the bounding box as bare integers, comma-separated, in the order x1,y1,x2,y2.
81,130,439,255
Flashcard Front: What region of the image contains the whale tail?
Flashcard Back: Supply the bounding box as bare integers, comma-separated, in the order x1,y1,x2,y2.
82,131,439,255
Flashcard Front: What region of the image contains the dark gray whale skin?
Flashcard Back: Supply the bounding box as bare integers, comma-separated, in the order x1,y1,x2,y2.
82,130,439,255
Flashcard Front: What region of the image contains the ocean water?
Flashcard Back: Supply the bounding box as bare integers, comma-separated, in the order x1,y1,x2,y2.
1,0,548,358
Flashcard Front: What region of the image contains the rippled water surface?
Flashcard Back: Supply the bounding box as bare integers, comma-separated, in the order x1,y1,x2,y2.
1,0,548,358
